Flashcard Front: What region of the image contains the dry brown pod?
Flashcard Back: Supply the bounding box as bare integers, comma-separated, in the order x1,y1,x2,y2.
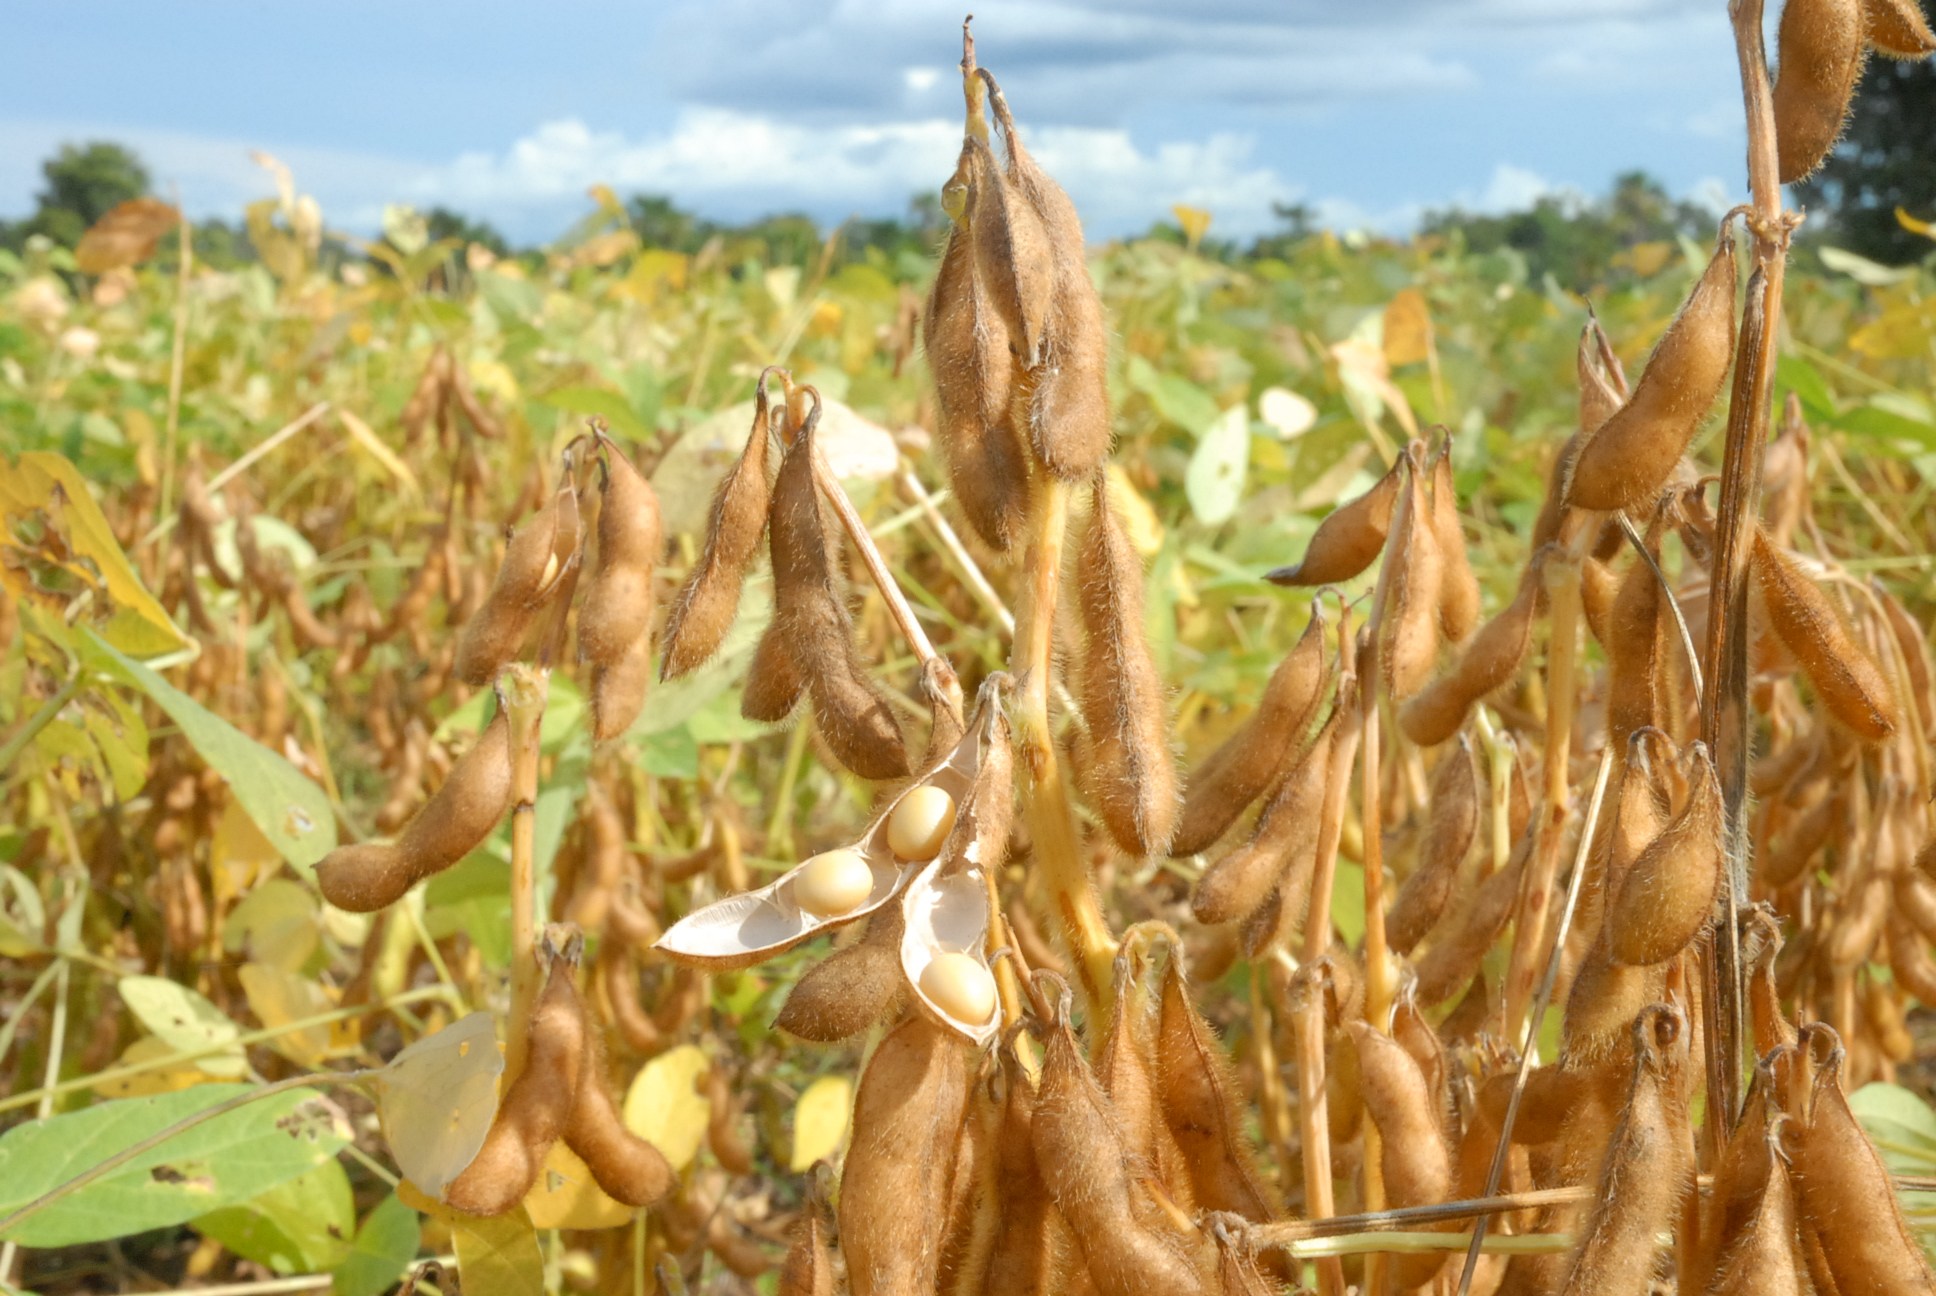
1754,529,1898,742
1428,437,1481,641
1155,952,1280,1224
778,1174,837,1296
977,1040,1062,1295
1387,736,1478,955
444,955,587,1215
707,1065,755,1175
741,617,808,723
1028,976,1212,1296
1411,832,1526,1006
766,403,910,781
1074,475,1178,856
1566,227,1738,514
924,139,1032,553
661,374,777,679
840,1014,973,1296
578,438,662,667
590,642,652,745
774,906,906,1042
563,1028,674,1207
1172,604,1330,857
1774,0,1868,182
1605,545,1667,746
1097,942,1193,1208
983,74,1114,482
1556,1005,1692,1296
965,134,1054,371
454,490,570,685
1607,743,1722,967
1787,1026,1936,1294
1265,455,1402,587
1202,708,1334,938
1399,555,1542,747
1347,1022,1454,1290
1864,0,1936,56
1380,451,1447,699
317,709,514,913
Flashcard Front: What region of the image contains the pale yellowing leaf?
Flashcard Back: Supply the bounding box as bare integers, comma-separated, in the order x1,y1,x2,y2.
220,877,317,972
237,963,341,1068
338,409,421,497
1383,287,1431,367
622,1043,710,1172
118,976,244,1077
789,1075,853,1172
377,1013,505,1199
1172,204,1213,250
92,1036,221,1099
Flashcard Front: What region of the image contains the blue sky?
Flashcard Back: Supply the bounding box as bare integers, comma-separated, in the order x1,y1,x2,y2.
2,1,1755,244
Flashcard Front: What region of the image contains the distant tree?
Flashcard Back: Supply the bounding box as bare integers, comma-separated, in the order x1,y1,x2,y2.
1420,171,1710,290
1794,57,1936,265
424,207,512,257
628,194,713,253
3,141,151,250
1250,200,1320,260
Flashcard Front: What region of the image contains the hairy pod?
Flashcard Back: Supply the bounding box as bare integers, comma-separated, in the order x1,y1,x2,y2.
317,710,514,912
1864,0,1936,56
578,443,662,668
767,416,910,780
775,906,908,1042
1265,456,1401,586
1562,937,1668,1067
1429,439,1482,640
1412,835,1526,1006
1030,985,1211,1296
1074,476,1178,855
1388,736,1478,955
986,79,1114,481
1399,557,1541,747
1155,956,1281,1224
444,958,588,1215
1203,713,1333,937
454,493,567,685
1172,605,1330,857
1607,745,1722,967
1381,454,1447,699
967,136,1054,370
1096,946,1191,1207
923,144,1031,552
778,1180,837,1296
839,1015,973,1296
1710,1117,1806,1296
1567,230,1738,513
590,640,652,743
741,616,809,722
706,1065,755,1175
662,380,775,679
1787,1031,1936,1294
1775,0,1868,182
564,1030,674,1207
1754,530,1898,742
978,1045,1064,1294
1347,1023,1454,1290
1606,551,1667,746
1556,1005,1692,1296
1887,916,1936,1003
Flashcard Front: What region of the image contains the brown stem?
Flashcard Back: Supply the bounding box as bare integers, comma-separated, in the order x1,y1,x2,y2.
1290,958,1348,1296
502,663,550,1077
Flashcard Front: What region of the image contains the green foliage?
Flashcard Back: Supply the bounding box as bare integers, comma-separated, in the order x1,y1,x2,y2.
1796,57,1936,266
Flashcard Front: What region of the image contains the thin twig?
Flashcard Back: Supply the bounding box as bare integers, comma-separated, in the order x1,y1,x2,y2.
141,402,333,548
1455,746,1615,1296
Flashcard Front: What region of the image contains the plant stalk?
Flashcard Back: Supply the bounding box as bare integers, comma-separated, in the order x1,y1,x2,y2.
502,664,550,1078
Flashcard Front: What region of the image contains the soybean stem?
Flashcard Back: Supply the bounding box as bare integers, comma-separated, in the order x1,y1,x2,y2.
502,664,550,1078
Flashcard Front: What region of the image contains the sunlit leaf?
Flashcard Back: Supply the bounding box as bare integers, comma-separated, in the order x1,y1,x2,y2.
623,1044,710,1172
523,1140,633,1230
195,1158,355,1274
331,1191,421,1296
118,975,245,1078
789,1075,853,1172
74,198,180,275
1186,403,1251,527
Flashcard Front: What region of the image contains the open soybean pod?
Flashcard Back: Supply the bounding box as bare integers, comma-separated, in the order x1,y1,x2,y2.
1387,735,1479,955
981,72,1114,481
1565,224,1738,514
1753,528,1899,742
661,372,778,680
1346,1022,1455,1291
923,139,1031,553
1556,1005,1694,1296
1171,602,1331,857
1787,1025,1936,1294
1774,0,1868,182
840,1014,975,1296
443,953,588,1216
1074,473,1178,857
654,693,991,970
316,708,515,913
1864,0,1936,56
1265,454,1402,587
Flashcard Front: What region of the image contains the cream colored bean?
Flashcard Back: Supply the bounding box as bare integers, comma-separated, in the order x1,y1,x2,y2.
920,951,996,1025
887,786,957,861
793,848,874,918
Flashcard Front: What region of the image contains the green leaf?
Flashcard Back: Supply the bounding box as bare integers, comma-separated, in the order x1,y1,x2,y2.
82,631,337,874
540,385,647,440
332,1192,421,1296
0,1084,349,1247
1125,354,1220,436
1818,245,1917,286
1850,1082,1936,1173
118,975,245,1077
195,1158,354,1274
1186,405,1251,526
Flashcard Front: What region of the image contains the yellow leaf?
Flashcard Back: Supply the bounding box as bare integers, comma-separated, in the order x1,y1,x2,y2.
523,1140,633,1230
338,409,420,497
74,198,180,275
587,184,626,218
93,1036,222,1099
1622,240,1674,277
1382,287,1432,368
1172,205,1213,251
452,1208,544,1296
1897,206,1936,241
210,799,283,907
789,1075,854,1172
622,1044,710,1171
221,874,318,971
238,962,338,1068
378,1013,506,1199
1103,466,1165,557
0,451,187,654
